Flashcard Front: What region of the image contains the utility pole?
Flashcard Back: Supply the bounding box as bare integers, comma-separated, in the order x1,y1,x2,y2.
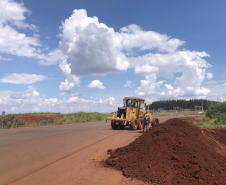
201,100,203,112
18,106,20,114
89,102,91,112
51,105,52,113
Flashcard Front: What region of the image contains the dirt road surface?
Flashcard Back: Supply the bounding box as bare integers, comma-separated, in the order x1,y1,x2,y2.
0,117,172,185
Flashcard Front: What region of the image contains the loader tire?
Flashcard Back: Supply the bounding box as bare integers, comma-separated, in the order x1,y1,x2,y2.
111,120,118,130
137,118,143,130
119,125,125,129
130,118,138,130
152,118,159,127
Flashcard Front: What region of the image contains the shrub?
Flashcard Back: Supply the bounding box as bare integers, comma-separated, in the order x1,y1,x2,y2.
205,102,226,126
0,114,15,129
205,102,226,119
216,113,226,125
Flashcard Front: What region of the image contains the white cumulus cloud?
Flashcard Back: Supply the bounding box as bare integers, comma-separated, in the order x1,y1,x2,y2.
124,80,132,87
0,73,46,84
0,87,120,113
0,0,37,30
38,49,68,66
0,0,41,58
134,65,159,75
206,72,213,80
57,9,185,78
49,9,213,98
196,87,210,96
167,86,182,97
58,9,129,76
0,0,67,67
59,59,80,92
165,84,174,91
206,81,217,84
131,50,211,97
120,24,184,53
59,79,76,92
135,74,164,96
88,80,105,89
67,96,79,104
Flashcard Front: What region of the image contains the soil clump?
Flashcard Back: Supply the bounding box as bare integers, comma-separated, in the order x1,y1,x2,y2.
105,118,226,185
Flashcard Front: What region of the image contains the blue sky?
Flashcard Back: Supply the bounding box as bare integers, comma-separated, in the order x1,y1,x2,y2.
0,0,226,113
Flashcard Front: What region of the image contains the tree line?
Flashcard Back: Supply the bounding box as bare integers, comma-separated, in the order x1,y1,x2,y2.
148,99,218,111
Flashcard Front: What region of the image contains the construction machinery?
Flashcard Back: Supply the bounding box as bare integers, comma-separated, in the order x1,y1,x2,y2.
106,97,159,130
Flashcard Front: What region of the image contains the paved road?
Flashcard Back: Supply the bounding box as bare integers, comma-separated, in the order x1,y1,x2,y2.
0,117,173,185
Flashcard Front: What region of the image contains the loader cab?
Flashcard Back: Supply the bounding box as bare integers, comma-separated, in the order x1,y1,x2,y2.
123,98,144,109
123,99,138,108
123,97,145,118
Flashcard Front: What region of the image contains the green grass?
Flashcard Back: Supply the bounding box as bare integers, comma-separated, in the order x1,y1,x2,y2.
152,113,168,117
61,112,112,124
0,112,113,129
200,115,226,128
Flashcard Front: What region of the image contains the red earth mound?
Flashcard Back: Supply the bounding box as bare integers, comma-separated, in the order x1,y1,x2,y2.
13,115,63,124
105,118,226,185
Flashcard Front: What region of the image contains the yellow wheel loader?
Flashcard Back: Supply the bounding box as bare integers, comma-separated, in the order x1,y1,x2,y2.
106,97,159,130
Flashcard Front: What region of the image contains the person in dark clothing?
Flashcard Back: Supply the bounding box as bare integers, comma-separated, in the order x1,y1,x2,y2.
143,113,150,132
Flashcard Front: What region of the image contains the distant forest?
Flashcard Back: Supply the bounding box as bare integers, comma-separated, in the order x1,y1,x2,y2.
148,99,218,111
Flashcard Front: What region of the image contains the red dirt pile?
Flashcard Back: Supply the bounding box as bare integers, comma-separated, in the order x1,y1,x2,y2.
106,118,226,185
13,115,63,124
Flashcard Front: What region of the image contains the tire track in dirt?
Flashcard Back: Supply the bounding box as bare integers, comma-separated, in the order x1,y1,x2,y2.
201,130,226,149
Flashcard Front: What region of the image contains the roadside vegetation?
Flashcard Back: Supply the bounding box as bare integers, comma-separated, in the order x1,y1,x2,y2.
148,99,217,111
152,113,168,117
0,112,112,129
0,114,26,129
201,102,226,128
21,112,62,116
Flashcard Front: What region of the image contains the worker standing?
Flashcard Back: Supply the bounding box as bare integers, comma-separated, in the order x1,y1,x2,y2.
143,113,150,132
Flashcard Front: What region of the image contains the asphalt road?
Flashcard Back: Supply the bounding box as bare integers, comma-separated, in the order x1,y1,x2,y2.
0,117,173,185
